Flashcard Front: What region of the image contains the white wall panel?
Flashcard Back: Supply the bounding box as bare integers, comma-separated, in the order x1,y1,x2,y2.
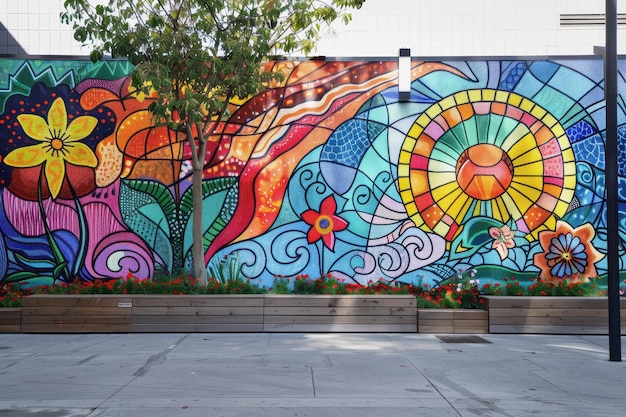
0,0,625,57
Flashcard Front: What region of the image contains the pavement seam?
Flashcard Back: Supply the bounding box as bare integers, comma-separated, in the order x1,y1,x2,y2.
528,369,583,402
523,356,550,371
85,334,190,416
133,334,189,377
384,334,465,417
310,366,317,398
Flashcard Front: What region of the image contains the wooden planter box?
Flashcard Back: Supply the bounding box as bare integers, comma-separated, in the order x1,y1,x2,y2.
130,295,264,333
12,295,626,335
16,294,417,333
482,296,626,334
264,294,417,332
417,309,488,334
21,294,133,333
0,308,22,333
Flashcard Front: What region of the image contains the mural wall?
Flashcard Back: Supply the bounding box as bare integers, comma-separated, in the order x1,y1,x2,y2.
0,58,624,290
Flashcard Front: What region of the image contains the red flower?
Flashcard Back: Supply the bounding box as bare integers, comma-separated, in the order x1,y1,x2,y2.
302,195,349,251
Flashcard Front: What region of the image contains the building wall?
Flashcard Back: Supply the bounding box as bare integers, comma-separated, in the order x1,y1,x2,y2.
315,0,626,57
0,57,621,291
0,2,624,291
1,1,626,58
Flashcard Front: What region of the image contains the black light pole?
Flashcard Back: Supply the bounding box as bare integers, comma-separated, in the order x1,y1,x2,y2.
605,0,622,362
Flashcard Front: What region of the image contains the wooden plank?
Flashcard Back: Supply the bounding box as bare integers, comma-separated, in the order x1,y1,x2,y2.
132,315,263,324
454,319,489,328
263,306,412,316
21,323,132,333
132,306,262,316
0,308,21,327
419,319,454,327
418,325,454,333
0,308,21,332
483,296,626,310
487,308,611,317
454,327,488,334
263,323,415,332
131,323,264,332
418,310,454,319
21,307,131,316
21,295,133,307
418,309,486,320
131,295,264,307
264,295,416,308
489,316,612,326
488,324,614,334
0,325,21,333
453,310,488,319
0,308,21,318
487,309,626,320
263,315,416,324
21,315,132,324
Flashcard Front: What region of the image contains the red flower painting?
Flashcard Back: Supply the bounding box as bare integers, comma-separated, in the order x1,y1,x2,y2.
302,195,349,252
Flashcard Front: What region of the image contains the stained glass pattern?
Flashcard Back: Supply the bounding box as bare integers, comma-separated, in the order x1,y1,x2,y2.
398,89,577,242
0,59,622,288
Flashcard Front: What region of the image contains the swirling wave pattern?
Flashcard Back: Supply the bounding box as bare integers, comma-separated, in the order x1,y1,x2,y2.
91,232,154,279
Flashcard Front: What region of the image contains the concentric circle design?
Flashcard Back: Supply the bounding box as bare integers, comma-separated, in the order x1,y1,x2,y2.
397,89,576,241
456,143,514,200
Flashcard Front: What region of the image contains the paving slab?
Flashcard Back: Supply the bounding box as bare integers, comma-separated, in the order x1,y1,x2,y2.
1,333,625,417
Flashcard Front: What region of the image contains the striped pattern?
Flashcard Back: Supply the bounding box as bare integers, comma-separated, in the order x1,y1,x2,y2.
17,294,417,333
483,296,626,334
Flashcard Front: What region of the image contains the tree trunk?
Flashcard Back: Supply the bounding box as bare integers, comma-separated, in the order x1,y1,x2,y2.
187,123,208,285
192,165,206,284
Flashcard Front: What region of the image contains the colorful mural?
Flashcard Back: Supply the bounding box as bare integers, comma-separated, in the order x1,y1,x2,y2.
0,58,623,289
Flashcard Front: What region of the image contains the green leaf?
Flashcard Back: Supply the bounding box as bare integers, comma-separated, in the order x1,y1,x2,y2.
449,217,504,261
14,252,56,271
89,49,104,63
180,177,238,217
181,178,238,258
124,180,177,218
53,262,70,281
2,271,44,284
202,186,239,250
120,180,176,270
74,27,87,43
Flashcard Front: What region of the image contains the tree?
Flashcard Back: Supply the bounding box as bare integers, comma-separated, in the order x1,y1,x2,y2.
61,0,365,284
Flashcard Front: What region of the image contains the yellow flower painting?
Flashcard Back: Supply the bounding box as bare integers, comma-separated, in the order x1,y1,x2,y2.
4,97,98,198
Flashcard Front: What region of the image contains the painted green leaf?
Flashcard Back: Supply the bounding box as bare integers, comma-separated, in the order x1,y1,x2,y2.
0,61,76,113
53,262,69,281
14,252,56,271
2,271,43,284
123,179,177,219
181,178,238,261
120,180,175,271
76,60,134,83
179,177,238,217
449,217,503,261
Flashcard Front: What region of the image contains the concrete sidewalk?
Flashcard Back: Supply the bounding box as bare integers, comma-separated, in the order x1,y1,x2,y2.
0,333,625,417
